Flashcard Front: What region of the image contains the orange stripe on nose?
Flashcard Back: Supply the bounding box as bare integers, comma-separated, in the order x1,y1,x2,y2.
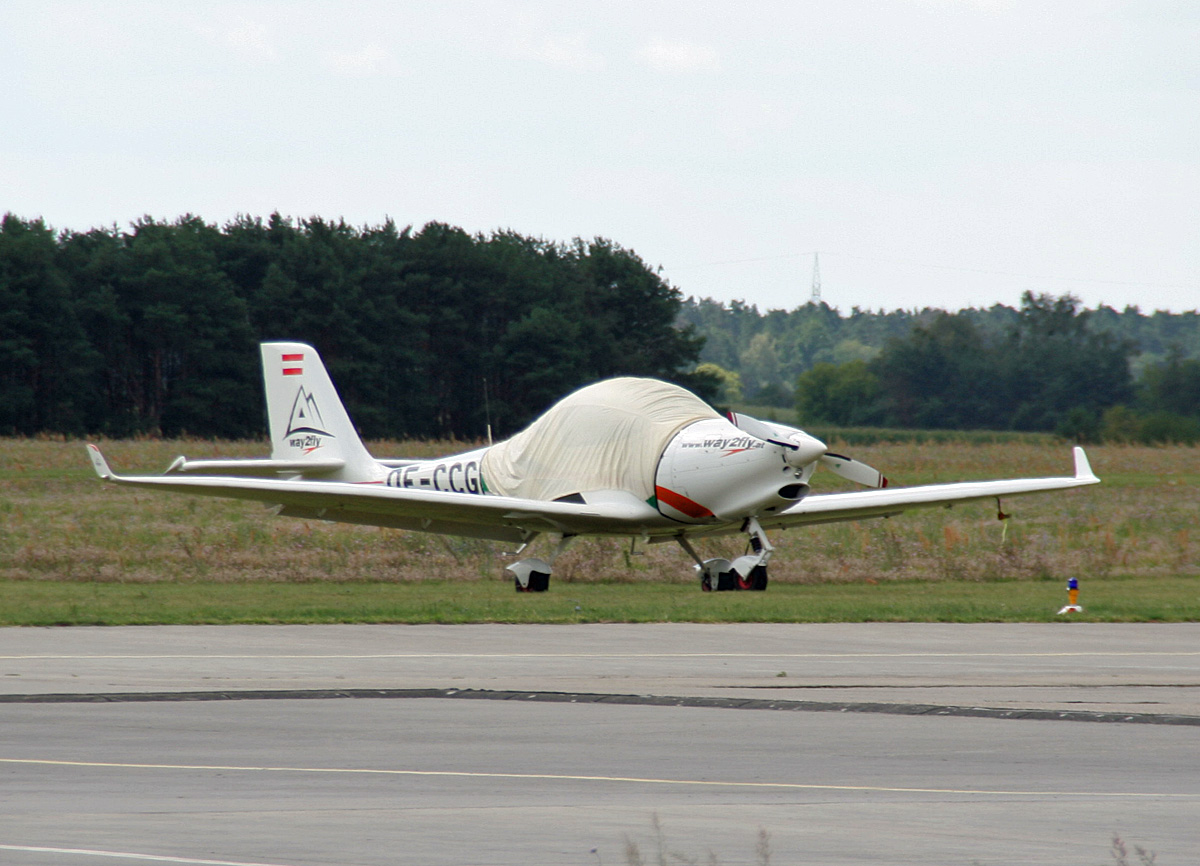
654,486,714,519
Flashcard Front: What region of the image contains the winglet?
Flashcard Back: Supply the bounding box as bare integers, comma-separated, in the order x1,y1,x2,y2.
1072,446,1099,483
85,444,114,480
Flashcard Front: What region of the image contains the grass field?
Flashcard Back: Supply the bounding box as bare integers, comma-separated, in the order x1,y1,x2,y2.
3,575,1199,626
1,436,1197,625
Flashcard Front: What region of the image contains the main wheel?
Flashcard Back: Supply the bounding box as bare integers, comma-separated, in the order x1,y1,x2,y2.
514,570,550,592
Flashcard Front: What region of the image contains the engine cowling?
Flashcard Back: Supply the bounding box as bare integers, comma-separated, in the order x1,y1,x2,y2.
653,418,812,524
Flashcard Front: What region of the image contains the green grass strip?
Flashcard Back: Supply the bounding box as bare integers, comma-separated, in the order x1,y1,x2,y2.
1,576,1197,626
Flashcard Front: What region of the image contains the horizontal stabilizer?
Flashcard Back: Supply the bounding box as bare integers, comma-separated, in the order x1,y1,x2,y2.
164,456,346,477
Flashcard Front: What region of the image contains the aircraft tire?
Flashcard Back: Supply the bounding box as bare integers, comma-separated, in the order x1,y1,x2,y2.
514,570,550,592
701,571,738,591
749,565,768,591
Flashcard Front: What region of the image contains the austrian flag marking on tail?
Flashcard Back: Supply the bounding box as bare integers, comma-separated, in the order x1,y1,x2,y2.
282,352,304,376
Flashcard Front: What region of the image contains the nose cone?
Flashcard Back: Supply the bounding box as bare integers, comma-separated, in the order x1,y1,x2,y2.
785,432,827,468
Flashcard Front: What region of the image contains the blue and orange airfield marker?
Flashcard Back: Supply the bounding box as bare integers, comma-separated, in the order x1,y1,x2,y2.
1057,577,1083,615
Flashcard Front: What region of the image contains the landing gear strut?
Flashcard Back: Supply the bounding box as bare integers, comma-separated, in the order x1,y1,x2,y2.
507,534,575,592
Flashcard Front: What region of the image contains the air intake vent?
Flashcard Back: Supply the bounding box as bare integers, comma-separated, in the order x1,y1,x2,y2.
778,483,808,500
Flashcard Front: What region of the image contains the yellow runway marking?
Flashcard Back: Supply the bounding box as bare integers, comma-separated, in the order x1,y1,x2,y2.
3,651,1200,660
0,844,299,865
3,757,1196,799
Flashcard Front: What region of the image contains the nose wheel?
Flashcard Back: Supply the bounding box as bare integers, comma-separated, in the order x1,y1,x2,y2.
736,564,769,591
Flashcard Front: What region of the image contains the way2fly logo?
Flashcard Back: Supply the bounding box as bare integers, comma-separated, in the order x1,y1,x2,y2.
284,386,333,452
679,436,766,457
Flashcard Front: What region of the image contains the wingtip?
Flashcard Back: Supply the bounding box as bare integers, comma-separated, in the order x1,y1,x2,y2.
85,443,114,480
1072,446,1100,483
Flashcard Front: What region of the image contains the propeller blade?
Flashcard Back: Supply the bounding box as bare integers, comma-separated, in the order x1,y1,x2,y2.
726,412,827,466
820,452,889,488
725,411,782,443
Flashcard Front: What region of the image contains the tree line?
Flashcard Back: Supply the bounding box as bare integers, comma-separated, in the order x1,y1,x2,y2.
0,213,709,439
4,211,1196,443
684,295,1200,443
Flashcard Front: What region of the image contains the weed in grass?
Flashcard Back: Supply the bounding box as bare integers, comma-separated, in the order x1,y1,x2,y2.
1111,834,1157,865
622,814,716,866
619,815,768,866
615,820,1150,866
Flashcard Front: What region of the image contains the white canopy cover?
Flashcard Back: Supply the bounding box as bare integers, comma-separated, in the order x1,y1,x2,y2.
480,377,720,502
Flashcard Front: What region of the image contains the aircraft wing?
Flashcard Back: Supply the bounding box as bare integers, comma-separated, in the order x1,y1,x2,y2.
762,446,1100,530
87,444,1098,546
85,445,661,544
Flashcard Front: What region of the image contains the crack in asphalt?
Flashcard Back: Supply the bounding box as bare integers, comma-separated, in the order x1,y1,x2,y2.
2,687,1197,725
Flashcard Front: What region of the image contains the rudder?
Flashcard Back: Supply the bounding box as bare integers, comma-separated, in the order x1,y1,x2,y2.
260,342,380,482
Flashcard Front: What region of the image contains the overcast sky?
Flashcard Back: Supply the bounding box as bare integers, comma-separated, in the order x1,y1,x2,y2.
3,1,1197,313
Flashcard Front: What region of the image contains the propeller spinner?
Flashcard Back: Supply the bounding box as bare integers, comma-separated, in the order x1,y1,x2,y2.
726,412,888,488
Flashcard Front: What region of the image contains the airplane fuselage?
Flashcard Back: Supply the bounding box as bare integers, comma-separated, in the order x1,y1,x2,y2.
376,417,817,528
383,447,489,495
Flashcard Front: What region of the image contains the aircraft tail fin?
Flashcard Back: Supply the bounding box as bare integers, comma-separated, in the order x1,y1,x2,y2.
260,342,381,482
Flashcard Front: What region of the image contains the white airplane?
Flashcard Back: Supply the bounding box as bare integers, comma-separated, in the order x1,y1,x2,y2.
86,342,1100,591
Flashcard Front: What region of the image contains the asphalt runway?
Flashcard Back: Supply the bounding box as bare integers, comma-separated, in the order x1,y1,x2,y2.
1,623,1198,865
